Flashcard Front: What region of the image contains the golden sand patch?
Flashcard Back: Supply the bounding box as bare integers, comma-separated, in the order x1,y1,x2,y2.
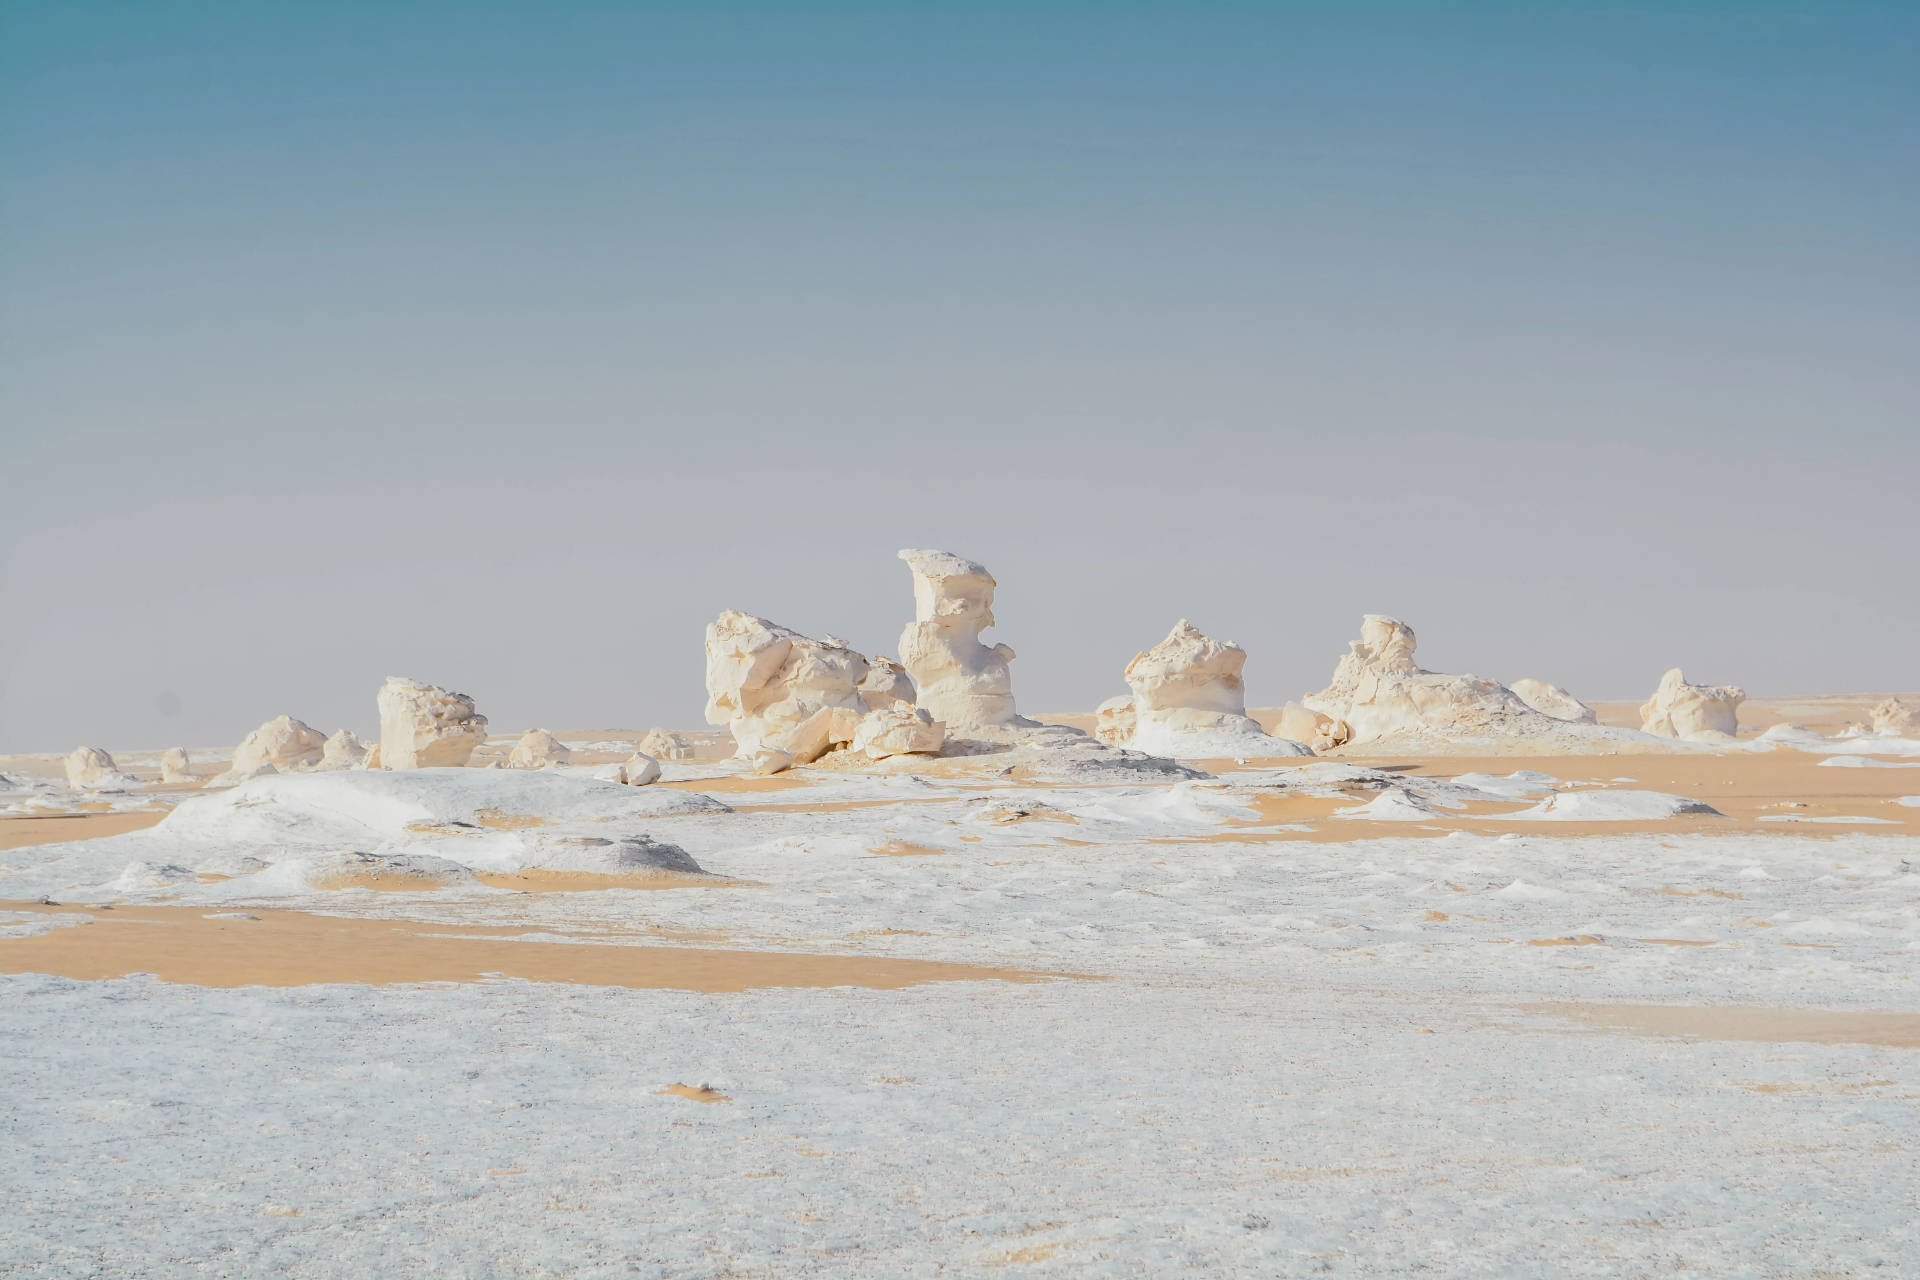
1533,1002,1920,1048
0,810,168,852
1529,935,1605,947
1658,888,1745,900
474,809,547,831
870,841,943,857
661,774,810,795
0,902,1071,992
1742,1079,1897,1095
660,1083,731,1104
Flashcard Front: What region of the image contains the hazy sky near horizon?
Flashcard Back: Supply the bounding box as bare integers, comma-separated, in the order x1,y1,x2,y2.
3,2,1916,752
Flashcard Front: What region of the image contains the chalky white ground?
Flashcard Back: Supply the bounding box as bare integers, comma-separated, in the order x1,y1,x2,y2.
3,722,1918,1276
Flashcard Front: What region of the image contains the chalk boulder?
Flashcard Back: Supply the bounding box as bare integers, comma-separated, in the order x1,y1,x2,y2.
1872,696,1920,738
618,752,663,785
65,746,133,790
1270,702,1332,749
316,729,368,771
852,705,945,760
1639,668,1745,742
507,729,571,770
1509,678,1597,724
1302,615,1562,747
1122,620,1308,758
704,611,870,769
638,728,697,762
896,549,1019,735
159,747,194,784
215,715,327,785
859,656,917,712
377,677,488,770
1094,696,1136,746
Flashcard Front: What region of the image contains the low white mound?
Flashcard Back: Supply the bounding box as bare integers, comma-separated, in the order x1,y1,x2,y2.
214,715,327,786
852,705,945,759
1334,791,1444,821
1301,615,1615,750
1508,678,1596,724
1872,695,1920,737
1818,756,1920,769
529,835,704,876
1640,668,1744,742
316,729,367,771
1900,796,1920,807
991,736,1209,784
507,729,571,770
377,676,489,770
1120,620,1311,759
1491,790,1721,821
104,862,198,892
704,610,871,769
1758,724,1920,757
1450,771,1560,800
618,752,663,785
65,746,135,790
159,747,194,783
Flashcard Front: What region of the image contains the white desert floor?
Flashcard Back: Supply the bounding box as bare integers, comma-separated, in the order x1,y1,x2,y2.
2,701,1918,1277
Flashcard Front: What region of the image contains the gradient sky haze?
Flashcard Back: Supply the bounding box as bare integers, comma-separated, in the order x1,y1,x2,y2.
3,2,1916,751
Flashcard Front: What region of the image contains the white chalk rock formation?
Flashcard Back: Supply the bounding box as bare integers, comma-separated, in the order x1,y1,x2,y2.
1302,615,1559,747
638,728,697,762
852,705,945,759
214,715,327,785
377,677,488,770
1094,696,1136,746
1872,695,1920,738
1271,702,1332,749
1122,620,1308,757
316,729,368,771
858,656,917,712
704,611,870,769
618,752,662,785
65,746,133,790
1509,678,1597,724
159,747,193,784
896,549,1022,735
507,729,571,770
1639,668,1745,742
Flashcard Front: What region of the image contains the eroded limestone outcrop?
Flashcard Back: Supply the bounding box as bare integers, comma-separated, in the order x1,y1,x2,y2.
507,729,571,770
377,677,489,770
896,549,1019,736
65,746,132,790
1640,669,1745,742
704,611,870,770
1120,620,1308,758
852,705,945,760
1871,695,1920,738
214,715,327,784
316,729,368,771
1509,678,1597,725
159,746,194,784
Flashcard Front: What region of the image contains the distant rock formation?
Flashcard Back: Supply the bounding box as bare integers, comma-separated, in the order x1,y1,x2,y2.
159,746,194,784
852,705,945,759
896,549,1019,736
214,715,327,784
507,729,571,770
1639,668,1745,742
704,610,870,770
1872,695,1920,737
377,677,489,770
1094,696,1136,746
316,729,368,771
65,746,132,790
638,728,697,762
1270,702,1333,749
1121,620,1308,758
1509,678,1597,724
1302,615,1558,748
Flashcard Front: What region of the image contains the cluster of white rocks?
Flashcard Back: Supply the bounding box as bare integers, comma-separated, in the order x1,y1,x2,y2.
1097,620,1308,758
1639,669,1746,743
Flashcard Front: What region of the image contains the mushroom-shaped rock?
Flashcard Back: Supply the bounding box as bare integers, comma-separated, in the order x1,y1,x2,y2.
1094,696,1136,746
65,746,132,790
507,729,571,770
214,715,327,784
852,705,945,759
1300,615,1555,748
1121,620,1309,757
1639,669,1745,741
704,611,870,766
316,729,368,771
377,677,488,770
1871,696,1920,738
159,747,194,784
638,728,698,762
896,549,1019,735
618,752,663,785
858,656,917,712
1508,678,1597,724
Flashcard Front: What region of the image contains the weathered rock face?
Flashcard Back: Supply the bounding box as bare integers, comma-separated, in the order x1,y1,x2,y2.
65,746,129,789
704,611,870,769
1301,615,1553,747
1509,678,1597,724
316,729,367,771
638,728,697,762
1122,620,1308,757
218,715,327,783
619,752,662,785
896,549,1018,735
1094,696,1137,746
1639,668,1745,741
159,747,194,784
1872,695,1920,737
852,705,945,759
1270,702,1332,749
507,729,571,770
858,657,917,712
377,677,489,770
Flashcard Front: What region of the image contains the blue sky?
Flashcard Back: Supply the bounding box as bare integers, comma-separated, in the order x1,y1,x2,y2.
3,2,1916,749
